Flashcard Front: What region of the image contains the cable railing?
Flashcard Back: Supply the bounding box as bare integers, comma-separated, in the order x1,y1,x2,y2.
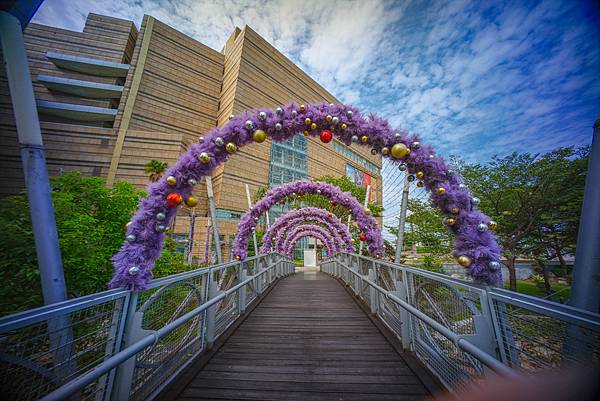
320,253,600,394
0,253,295,401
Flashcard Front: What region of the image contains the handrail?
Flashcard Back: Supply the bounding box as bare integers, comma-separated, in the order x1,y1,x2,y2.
37,263,278,401
337,259,518,378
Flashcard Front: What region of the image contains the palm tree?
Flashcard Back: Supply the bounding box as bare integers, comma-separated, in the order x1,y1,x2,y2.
144,160,168,182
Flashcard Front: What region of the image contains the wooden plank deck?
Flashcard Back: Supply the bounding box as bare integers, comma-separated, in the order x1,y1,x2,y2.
175,269,432,401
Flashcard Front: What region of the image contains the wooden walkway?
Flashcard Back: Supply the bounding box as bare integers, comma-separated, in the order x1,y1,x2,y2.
175,269,432,401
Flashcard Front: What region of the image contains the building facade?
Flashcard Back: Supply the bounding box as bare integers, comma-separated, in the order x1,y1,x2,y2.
0,13,382,262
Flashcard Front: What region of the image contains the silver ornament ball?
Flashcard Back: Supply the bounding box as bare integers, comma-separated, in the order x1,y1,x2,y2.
188,178,198,186
276,107,284,115
411,141,421,149
371,149,378,155
126,234,136,242
332,116,339,125
228,114,234,120
316,189,321,194
471,197,481,206
275,123,283,131
459,183,467,189
156,212,166,221
198,136,204,143
258,111,267,121
245,120,254,129
155,224,166,233
346,110,353,118
291,110,298,118
351,135,359,142
394,132,402,140
398,163,408,171
128,266,140,275
214,137,224,146
477,223,488,232
407,174,416,182
488,261,501,271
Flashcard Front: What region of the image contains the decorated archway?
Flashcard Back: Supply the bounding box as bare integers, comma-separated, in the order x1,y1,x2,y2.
260,207,354,254
277,224,338,255
283,230,333,258
111,102,502,291
232,180,383,260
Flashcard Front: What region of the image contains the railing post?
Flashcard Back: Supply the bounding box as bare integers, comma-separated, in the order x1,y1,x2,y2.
256,257,264,295
238,267,247,315
396,269,412,351
205,276,222,349
368,269,378,314
111,293,140,401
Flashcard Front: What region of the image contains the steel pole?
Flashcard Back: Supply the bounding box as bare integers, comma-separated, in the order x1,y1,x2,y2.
394,174,410,263
0,11,67,305
245,184,259,256
205,177,222,264
570,112,600,313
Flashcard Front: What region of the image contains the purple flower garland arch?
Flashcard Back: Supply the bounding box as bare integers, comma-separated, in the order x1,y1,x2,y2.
260,207,354,254
277,224,338,256
233,180,384,261
111,101,502,291
272,219,344,255
283,230,334,258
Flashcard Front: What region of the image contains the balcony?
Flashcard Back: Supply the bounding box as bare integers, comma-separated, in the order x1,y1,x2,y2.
36,100,117,122
46,52,129,77
37,74,123,99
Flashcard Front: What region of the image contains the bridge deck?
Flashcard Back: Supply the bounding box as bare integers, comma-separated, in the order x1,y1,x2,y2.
173,269,432,401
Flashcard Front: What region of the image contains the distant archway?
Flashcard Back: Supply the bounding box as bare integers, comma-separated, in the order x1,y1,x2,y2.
261,207,354,254
233,180,382,261
276,224,338,256
112,102,502,291
283,231,333,258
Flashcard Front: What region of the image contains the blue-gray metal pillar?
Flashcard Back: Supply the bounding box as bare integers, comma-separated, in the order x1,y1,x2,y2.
0,11,67,305
570,112,600,313
394,174,410,263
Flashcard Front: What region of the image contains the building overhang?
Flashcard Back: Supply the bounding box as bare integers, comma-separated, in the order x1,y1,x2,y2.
37,74,123,98
46,52,129,77
36,100,117,122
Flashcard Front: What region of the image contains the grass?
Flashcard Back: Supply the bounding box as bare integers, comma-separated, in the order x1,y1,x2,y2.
506,280,571,303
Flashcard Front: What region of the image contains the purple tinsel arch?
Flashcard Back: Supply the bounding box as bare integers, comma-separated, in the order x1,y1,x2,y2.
282,229,334,258
273,220,342,255
277,224,338,255
111,102,502,291
260,207,354,254
232,180,384,261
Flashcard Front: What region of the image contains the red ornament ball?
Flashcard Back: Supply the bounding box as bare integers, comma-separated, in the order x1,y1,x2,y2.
359,233,367,241
320,130,332,143
166,193,183,206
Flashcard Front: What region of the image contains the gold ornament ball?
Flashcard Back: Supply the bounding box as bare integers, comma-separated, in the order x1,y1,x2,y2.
364,208,371,215
272,237,276,241
350,238,355,243
416,181,424,187
304,117,312,126
303,130,309,136
198,152,211,164
360,135,369,143
381,147,389,155
235,255,241,260
252,129,267,143
326,114,333,122
457,255,472,267
299,104,306,112
166,175,177,186
391,143,409,159
436,187,446,196
185,195,199,207
341,123,348,130
416,171,425,179
225,142,237,154
450,207,459,215
310,122,317,130
487,220,498,230
446,217,456,226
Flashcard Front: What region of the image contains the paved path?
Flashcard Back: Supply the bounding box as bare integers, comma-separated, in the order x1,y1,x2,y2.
175,270,431,401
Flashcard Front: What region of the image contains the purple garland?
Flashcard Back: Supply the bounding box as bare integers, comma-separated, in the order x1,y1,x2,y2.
260,207,354,254
282,229,333,258
232,180,384,261
111,102,502,291
278,224,338,255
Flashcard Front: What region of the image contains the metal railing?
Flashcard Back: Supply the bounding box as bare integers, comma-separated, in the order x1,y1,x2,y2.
320,253,600,394
0,253,295,401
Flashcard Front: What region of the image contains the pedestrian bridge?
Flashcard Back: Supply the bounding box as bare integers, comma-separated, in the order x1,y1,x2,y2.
1,253,598,401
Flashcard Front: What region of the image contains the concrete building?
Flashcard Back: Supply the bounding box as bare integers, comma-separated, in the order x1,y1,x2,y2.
0,13,382,262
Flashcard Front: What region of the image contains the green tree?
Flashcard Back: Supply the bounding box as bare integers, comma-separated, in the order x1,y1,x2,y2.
0,172,192,315
458,147,588,291
144,159,168,182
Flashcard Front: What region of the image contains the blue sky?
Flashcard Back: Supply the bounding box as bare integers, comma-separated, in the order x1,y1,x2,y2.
32,0,600,240
32,0,600,162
